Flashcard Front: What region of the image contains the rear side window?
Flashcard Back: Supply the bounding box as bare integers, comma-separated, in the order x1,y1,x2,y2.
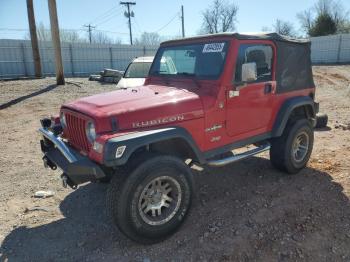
234,44,273,83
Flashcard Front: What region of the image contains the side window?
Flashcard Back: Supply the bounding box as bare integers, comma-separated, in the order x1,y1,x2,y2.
234,44,273,83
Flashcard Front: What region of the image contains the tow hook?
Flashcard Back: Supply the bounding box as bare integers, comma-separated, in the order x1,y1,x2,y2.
43,156,57,170
61,174,77,190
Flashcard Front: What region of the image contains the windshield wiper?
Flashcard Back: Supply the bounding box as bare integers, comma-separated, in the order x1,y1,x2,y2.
176,72,196,76
176,72,201,88
151,70,168,75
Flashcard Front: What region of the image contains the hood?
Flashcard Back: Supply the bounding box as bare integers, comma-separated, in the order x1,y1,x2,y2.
116,77,146,89
63,84,204,132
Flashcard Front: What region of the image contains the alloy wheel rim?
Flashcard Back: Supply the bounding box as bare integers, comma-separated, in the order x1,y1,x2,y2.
138,176,182,226
292,131,309,163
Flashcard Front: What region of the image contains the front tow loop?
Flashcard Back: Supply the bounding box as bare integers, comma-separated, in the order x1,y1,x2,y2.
61,174,78,189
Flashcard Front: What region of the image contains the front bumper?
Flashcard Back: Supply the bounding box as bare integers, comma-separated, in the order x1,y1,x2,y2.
39,127,106,188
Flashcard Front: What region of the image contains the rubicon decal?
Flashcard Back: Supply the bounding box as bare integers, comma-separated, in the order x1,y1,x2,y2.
132,115,185,128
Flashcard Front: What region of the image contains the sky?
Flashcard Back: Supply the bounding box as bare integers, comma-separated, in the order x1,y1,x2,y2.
1,0,350,44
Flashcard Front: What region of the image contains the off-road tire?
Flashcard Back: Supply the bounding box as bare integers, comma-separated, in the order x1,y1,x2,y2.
106,154,194,244
98,174,112,183
315,113,328,128
270,119,314,174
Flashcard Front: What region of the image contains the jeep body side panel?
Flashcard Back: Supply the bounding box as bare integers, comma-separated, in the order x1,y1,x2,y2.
103,127,206,166
271,96,316,137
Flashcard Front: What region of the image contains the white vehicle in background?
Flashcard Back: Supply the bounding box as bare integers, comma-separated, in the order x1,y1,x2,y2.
116,56,177,88
116,56,154,88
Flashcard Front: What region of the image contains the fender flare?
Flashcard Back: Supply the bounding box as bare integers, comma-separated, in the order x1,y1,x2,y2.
103,127,205,166
272,96,316,137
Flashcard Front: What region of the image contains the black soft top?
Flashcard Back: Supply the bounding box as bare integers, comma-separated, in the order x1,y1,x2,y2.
162,33,315,93
161,32,310,45
234,32,310,44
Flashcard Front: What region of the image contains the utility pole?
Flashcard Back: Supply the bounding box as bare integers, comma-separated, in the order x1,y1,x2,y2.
181,5,185,38
120,2,136,45
83,24,95,43
26,0,42,77
48,0,65,85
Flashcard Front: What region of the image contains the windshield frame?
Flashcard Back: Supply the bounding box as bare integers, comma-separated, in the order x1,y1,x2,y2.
149,41,230,80
123,61,152,79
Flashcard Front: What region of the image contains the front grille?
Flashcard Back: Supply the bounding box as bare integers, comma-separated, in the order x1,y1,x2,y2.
65,113,90,153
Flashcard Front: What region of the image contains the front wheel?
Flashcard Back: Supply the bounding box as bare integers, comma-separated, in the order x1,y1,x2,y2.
270,119,314,174
106,155,193,244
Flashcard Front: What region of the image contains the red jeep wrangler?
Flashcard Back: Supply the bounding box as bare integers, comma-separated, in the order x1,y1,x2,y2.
39,33,318,243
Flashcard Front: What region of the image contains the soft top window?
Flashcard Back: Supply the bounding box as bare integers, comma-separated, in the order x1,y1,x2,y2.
150,42,229,80
235,44,273,83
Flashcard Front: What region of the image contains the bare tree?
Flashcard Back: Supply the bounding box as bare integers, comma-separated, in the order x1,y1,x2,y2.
297,10,314,33
134,32,162,46
297,0,350,36
25,22,86,43
91,31,114,44
272,19,296,37
35,22,51,41
60,29,83,43
200,0,238,34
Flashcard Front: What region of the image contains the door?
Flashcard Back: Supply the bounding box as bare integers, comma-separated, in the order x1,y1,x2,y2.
226,43,276,139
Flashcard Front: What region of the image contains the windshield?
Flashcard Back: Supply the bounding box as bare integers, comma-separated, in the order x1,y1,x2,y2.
124,62,152,78
149,41,229,80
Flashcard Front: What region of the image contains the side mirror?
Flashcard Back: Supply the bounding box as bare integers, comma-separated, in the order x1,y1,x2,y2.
241,62,257,82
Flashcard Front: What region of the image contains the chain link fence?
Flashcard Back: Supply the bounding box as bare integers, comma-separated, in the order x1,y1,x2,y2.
1,34,350,79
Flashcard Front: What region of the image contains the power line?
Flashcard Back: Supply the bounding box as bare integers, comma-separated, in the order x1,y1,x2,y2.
133,18,143,34
0,28,29,31
95,29,136,35
86,6,119,25
154,11,180,33
94,9,124,27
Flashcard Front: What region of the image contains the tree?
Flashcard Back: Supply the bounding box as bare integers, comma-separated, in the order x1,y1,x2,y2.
297,0,350,36
272,19,296,37
200,0,238,34
297,10,314,34
36,22,51,41
309,13,337,36
134,32,162,46
337,21,350,33
60,29,83,43
25,22,86,43
90,31,114,44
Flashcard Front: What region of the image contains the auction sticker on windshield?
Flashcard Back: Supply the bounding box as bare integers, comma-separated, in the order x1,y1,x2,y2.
203,43,225,53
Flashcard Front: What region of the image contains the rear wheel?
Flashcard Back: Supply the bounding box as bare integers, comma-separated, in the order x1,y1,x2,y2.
270,119,314,174
106,154,193,244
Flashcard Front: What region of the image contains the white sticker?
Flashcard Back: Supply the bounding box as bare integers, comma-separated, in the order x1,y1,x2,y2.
202,43,225,53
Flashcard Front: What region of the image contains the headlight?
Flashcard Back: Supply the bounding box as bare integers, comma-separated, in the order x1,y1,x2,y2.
60,112,67,128
86,121,96,142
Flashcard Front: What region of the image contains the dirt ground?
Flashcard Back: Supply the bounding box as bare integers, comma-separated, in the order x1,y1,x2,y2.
0,66,349,261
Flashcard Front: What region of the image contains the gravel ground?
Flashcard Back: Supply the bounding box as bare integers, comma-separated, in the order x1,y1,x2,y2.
0,66,349,261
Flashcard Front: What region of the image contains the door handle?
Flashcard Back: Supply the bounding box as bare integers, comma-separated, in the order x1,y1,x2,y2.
264,83,272,94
